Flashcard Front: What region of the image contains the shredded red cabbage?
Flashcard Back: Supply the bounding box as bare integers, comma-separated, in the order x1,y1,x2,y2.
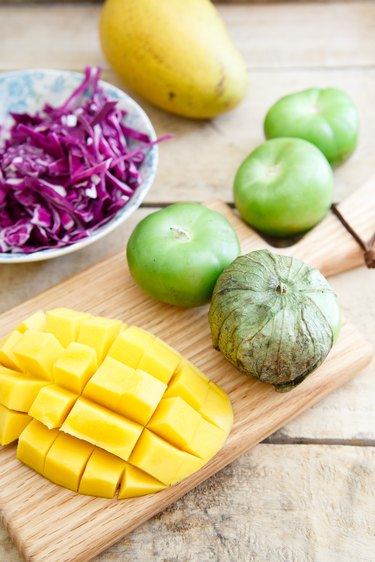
0,67,162,253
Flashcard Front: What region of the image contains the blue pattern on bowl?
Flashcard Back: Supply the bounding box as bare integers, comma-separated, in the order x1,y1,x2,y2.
0,69,158,263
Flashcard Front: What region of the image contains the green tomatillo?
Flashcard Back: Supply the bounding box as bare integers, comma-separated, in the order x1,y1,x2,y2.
233,137,334,237
126,203,241,308
264,87,359,166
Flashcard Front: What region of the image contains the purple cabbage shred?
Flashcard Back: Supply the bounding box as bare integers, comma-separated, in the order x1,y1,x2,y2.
0,66,162,253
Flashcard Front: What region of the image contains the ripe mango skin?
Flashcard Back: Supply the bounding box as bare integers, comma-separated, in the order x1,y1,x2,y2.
99,0,248,119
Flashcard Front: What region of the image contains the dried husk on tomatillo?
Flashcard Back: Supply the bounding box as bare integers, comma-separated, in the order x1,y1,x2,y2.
208,250,341,392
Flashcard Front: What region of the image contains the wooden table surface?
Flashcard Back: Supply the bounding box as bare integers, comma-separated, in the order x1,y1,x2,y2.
1,2,374,561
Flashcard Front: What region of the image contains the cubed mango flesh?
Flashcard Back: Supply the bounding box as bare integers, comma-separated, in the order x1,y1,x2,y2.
118,463,166,499
17,310,46,334
0,367,48,412
129,429,199,486
147,397,201,449
13,330,64,380
54,342,97,394
200,382,234,434
138,338,181,384
164,361,209,410
107,326,154,368
77,316,123,364
83,357,136,411
116,369,167,426
61,397,143,461
0,330,24,371
0,404,31,446
172,454,205,485
44,432,95,492
1,308,233,500
28,384,77,429
46,308,90,347
17,420,59,474
79,448,125,498
184,417,227,460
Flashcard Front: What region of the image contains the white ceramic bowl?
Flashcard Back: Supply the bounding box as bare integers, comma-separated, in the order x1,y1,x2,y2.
0,69,158,263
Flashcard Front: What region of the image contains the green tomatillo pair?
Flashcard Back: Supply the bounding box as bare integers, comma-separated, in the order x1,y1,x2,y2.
127,208,341,393
234,88,359,237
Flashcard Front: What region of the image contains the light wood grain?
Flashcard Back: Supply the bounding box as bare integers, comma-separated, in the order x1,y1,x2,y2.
96,443,375,562
2,443,374,562
1,3,375,71
0,202,373,562
2,5,375,204
0,326,372,562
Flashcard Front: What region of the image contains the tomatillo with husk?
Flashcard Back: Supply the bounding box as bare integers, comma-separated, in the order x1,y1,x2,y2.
208,249,341,392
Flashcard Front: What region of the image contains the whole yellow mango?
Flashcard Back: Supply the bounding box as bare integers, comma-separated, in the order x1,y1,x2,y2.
99,0,248,118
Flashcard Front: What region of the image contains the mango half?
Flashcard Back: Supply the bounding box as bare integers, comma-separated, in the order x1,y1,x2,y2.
0,308,233,499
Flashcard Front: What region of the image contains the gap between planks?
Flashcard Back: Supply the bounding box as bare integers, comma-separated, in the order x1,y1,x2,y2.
264,436,375,447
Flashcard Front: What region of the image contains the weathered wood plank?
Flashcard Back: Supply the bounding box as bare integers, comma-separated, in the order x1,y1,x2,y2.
1,3,375,72
0,208,154,312
97,68,375,205
1,6,375,204
2,444,374,562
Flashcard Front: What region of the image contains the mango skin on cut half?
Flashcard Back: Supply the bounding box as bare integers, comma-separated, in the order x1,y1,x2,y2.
0,308,233,499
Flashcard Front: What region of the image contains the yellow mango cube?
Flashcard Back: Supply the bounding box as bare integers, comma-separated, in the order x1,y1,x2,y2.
184,417,226,460
0,404,31,446
46,308,90,347
138,337,181,384
79,448,125,498
77,316,123,364
118,463,166,499
17,420,59,474
108,326,155,368
129,429,197,486
147,397,201,449
172,455,205,485
28,384,77,429
0,367,48,412
200,382,234,434
0,330,24,371
17,310,46,334
117,369,167,426
44,432,95,492
164,361,209,410
83,357,135,411
61,397,142,461
13,330,64,380
54,342,97,394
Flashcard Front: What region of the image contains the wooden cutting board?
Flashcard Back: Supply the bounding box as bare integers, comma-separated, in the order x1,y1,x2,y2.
0,180,374,562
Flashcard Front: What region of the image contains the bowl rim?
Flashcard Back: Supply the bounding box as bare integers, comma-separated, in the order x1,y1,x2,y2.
0,68,158,264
